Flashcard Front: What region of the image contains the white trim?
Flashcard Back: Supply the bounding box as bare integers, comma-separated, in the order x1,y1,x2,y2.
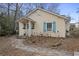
28,21,32,37
16,17,36,23
25,23,28,36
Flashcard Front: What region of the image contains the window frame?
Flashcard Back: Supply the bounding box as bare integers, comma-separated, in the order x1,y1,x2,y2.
31,23,35,29
47,22,52,31
23,23,26,29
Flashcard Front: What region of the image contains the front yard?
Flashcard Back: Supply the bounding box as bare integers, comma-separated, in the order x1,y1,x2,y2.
23,36,79,53
0,36,41,56
23,36,63,49
0,36,79,56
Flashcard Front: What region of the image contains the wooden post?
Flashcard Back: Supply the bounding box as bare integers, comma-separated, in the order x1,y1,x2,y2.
28,21,31,37
25,23,27,36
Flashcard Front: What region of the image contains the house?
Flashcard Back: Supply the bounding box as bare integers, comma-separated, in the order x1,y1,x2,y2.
70,22,79,31
75,22,79,28
70,23,76,31
17,8,70,38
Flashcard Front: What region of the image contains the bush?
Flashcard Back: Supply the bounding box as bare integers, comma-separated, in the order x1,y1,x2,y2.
0,13,14,36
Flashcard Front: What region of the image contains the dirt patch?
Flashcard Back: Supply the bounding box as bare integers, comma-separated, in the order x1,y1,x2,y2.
23,36,79,53
59,38,79,52
0,48,40,56
0,36,13,50
23,36,63,49
0,36,41,56
0,36,79,56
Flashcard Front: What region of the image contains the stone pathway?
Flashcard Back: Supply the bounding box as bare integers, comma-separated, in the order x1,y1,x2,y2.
10,37,73,56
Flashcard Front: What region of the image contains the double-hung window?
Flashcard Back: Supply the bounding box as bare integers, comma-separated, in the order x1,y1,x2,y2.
47,23,52,31
23,24,26,29
43,21,56,32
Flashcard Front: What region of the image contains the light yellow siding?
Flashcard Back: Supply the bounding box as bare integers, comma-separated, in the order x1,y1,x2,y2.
19,22,25,36
27,10,66,37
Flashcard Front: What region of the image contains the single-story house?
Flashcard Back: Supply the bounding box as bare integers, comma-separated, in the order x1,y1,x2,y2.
17,8,70,38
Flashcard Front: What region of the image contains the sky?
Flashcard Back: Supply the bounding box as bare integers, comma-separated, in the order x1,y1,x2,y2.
22,3,79,23
59,3,79,23
21,3,79,23
0,3,79,23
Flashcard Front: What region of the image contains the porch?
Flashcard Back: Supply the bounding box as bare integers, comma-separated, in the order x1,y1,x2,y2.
17,17,35,37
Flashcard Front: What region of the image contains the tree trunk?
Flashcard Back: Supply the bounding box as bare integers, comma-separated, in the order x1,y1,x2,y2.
7,3,11,35
13,3,19,33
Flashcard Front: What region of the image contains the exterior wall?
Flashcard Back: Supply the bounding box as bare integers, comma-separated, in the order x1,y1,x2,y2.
19,21,33,37
75,23,79,28
19,22,26,36
27,10,66,37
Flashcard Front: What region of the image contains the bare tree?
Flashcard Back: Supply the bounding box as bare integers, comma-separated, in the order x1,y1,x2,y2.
13,3,23,32
0,3,60,35
7,3,10,18
47,3,60,14
33,3,60,14
33,3,45,9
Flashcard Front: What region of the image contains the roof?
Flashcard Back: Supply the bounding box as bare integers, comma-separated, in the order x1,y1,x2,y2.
26,8,69,20
16,17,35,23
17,8,69,23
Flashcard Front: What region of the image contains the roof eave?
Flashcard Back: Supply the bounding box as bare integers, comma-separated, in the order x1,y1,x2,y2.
26,8,69,20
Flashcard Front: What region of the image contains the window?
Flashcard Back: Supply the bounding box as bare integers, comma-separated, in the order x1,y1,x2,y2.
27,24,29,29
47,23,52,31
32,23,35,29
27,23,35,29
23,24,26,29
43,22,56,32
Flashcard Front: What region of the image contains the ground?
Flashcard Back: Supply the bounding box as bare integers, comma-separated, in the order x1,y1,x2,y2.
23,36,79,52
0,36,79,56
